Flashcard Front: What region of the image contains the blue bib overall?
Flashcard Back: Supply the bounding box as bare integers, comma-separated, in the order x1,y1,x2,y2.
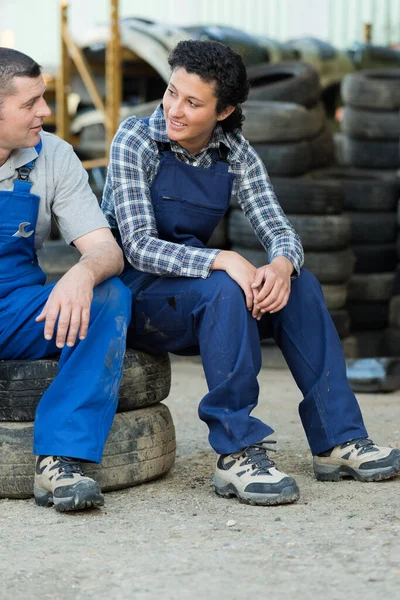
122,126,367,455
0,143,131,463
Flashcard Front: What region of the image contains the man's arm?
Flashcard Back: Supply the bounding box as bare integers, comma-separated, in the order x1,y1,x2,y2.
36,228,124,349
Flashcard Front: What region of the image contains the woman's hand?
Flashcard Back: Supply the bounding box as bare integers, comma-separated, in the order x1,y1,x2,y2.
251,256,293,319
211,250,257,310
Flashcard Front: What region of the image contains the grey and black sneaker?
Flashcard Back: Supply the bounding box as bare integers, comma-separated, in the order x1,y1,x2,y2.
313,438,400,482
214,440,300,506
34,455,104,512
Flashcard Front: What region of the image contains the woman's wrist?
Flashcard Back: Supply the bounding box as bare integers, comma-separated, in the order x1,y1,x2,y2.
210,250,232,271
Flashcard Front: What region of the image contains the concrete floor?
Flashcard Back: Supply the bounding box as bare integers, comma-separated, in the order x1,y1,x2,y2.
0,357,399,600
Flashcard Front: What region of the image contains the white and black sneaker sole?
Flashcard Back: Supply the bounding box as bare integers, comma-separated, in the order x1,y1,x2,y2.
213,475,300,506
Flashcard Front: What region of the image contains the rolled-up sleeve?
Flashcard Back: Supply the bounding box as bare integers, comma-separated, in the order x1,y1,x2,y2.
105,119,220,278
235,145,304,276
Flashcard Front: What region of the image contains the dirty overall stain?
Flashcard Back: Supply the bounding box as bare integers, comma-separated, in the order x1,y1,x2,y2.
167,296,177,311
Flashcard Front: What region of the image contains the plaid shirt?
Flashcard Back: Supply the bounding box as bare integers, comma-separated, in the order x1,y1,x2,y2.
102,104,304,278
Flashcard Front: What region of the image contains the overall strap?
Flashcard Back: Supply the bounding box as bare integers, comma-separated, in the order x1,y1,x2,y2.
14,139,42,193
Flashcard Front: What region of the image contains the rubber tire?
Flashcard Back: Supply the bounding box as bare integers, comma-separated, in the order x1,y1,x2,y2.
230,246,356,284
347,212,397,244
247,61,320,107
330,309,351,339
382,327,400,357
230,178,344,214
341,136,399,169
207,216,229,249
0,350,171,422
389,296,400,329
0,403,176,499
353,243,398,274
347,301,389,331
228,209,351,251
309,127,334,169
308,168,400,211
341,69,400,110
242,101,325,143
321,284,348,310
342,106,400,140
348,273,395,302
253,139,312,176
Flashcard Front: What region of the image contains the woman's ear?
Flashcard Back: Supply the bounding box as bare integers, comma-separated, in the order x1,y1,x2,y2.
216,105,236,122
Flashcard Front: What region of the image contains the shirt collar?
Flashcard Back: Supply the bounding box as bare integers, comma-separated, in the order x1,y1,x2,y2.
0,145,39,182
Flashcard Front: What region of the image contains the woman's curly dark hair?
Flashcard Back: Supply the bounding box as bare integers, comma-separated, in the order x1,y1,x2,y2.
168,40,250,132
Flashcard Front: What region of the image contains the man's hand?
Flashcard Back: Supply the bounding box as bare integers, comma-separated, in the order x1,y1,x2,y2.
35,228,124,347
211,250,257,310
36,263,95,348
251,256,293,319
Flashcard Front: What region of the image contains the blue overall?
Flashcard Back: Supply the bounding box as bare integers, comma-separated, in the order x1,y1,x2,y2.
0,142,131,463
121,130,368,456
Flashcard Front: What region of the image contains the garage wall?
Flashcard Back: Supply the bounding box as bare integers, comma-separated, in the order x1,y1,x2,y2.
0,0,399,68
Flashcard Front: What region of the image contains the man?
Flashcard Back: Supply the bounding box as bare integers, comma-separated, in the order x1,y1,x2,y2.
0,48,132,512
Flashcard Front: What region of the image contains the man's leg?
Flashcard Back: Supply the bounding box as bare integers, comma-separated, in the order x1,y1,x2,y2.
0,278,131,510
0,277,132,463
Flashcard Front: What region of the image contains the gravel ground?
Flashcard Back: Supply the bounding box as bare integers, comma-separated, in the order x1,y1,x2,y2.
0,356,399,600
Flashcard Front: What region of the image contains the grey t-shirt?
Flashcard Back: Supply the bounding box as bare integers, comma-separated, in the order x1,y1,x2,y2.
0,131,109,249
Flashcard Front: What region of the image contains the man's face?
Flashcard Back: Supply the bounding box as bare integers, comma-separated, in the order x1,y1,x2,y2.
0,75,51,151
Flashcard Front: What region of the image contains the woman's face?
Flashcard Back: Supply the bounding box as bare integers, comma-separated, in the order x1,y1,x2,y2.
163,67,234,155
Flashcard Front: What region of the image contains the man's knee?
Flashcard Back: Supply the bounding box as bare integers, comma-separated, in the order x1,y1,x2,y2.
206,271,246,306
92,277,132,319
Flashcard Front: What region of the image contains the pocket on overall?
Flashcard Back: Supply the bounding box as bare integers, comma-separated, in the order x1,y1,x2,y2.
154,196,226,247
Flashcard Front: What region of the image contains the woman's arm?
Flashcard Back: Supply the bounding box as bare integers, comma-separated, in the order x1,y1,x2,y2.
104,119,221,279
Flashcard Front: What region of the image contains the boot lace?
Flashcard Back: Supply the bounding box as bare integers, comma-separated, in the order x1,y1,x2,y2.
240,440,277,475
342,438,378,455
55,456,84,479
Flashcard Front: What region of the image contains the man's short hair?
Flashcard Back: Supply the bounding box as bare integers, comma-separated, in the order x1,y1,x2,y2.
0,47,41,115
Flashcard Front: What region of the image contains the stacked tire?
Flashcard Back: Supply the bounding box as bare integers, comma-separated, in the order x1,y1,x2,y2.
307,168,400,356
328,68,400,356
229,62,354,344
0,351,175,499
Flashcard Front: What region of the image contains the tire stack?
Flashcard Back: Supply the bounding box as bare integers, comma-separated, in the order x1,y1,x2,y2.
321,69,400,355
0,350,176,499
228,62,354,346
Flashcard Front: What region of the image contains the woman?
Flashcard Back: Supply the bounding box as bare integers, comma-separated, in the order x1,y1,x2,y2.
102,40,399,506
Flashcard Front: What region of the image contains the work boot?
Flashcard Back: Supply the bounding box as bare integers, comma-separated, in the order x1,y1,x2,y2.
34,455,104,512
313,438,400,482
214,440,300,505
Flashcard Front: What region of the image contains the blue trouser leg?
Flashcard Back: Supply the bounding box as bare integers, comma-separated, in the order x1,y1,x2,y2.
0,277,132,463
259,269,368,455
123,269,367,456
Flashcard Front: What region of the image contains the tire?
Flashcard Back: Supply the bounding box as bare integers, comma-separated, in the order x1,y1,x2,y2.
0,404,176,499
242,101,325,143
347,302,389,331
271,178,344,214
347,212,397,244
341,69,400,110
231,246,355,284
253,139,312,176
352,330,385,358
0,350,171,422
309,127,334,169
207,216,229,249
330,309,350,338
341,136,399,169
389,296,400,328
382,327,400,357
230,178,344,214
37,241,80,281
228,209,351,251
321,284,348,309
308,168,400,211
348,273,395,302
353,243,398,274
342,106,400,140
247,61,320,107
